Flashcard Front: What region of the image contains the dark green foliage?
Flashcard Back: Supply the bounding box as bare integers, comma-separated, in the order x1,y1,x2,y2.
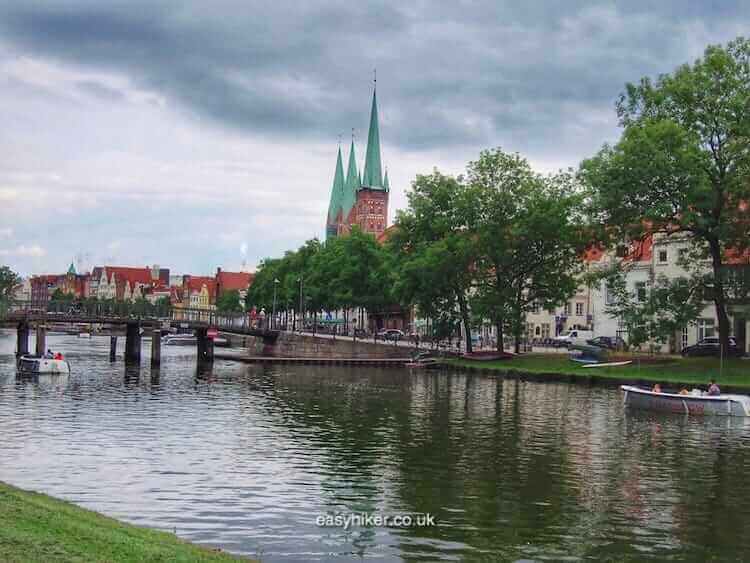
216,290,243,313
582,37,750,354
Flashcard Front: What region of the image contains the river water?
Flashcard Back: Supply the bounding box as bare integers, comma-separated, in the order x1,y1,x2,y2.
1,330,750,561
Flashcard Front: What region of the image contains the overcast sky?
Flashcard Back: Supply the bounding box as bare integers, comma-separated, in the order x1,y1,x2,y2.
1,1,748,276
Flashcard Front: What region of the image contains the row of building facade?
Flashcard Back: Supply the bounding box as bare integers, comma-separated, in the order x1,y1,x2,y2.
17,263,254,313
513,231,750,354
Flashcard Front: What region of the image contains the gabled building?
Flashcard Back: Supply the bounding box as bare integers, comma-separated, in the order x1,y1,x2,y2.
30,262,90,306
215,268,254,306
90,265,169,302
326,87,389,239
182,275,217,310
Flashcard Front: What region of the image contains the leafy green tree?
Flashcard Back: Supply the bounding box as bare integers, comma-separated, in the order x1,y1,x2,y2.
50,288,74,303
389,170,477,352
582,37,750,355
467,149,586,352
154,296,171,316
246,239,323,328
246,257,282,312
316,228,391,325
599,265,704,351
0,266,21,302
216,289,243,313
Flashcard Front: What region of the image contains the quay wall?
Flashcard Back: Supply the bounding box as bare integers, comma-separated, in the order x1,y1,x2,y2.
232,332,411,359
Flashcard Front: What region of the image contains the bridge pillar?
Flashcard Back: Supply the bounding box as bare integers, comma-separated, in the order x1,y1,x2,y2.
125,322,141,364
151,329,161,367
35,325,47,357
110,336,117,362
196,327,214,364
16,322,29,357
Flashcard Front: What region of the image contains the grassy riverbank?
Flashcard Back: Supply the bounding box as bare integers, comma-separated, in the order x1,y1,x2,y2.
0,482,246,562
448,354,750,390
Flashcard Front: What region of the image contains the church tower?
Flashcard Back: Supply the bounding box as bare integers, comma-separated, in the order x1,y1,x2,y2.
325,85,389,239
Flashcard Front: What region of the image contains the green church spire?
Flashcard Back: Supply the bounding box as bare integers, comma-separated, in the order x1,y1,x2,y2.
67,261,76,275
326,146,345,224
362,88,384,189
341,139,359,220
383,168,390,192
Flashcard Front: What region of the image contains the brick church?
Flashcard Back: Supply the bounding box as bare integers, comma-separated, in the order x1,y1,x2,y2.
326,87,390,239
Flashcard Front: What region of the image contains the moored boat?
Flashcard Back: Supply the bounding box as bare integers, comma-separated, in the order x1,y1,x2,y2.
621,385,750,417
569,343,608,364
582,360,633,368
405,352,442,368
17,355,71,375
462,351,515,361
162,334,196,346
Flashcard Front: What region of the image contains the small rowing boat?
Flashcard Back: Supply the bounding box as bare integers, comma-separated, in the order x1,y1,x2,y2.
405,352,442,369
582,360,633,368
17,355,71,375
621,385,750,417
162,334,196,346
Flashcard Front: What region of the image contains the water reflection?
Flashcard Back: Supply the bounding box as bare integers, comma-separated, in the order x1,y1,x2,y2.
1,329,749,561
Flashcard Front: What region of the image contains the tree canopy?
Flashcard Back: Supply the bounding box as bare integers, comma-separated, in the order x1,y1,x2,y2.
582,37,750,353
0,266,20,302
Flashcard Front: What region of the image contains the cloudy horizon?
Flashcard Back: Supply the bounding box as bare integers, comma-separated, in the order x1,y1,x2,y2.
1,1,748,277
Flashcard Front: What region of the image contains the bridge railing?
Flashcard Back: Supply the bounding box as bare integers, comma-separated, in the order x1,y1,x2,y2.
3,300,263,333
6,299,173,320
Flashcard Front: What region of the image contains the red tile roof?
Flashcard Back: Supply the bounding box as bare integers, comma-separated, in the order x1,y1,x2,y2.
216,270,254,293
184,276,217,302
104,266,153,286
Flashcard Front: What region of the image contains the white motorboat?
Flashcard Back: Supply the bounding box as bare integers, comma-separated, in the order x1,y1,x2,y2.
17,355,71,375
78,332,91,338
162,334,196,346
621,385,750,417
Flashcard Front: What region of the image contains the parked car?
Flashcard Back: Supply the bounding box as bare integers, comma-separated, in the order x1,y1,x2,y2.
587,336,629,351
378,329,404,341
354,328,370,338
553,329,594,348
681,336,742,357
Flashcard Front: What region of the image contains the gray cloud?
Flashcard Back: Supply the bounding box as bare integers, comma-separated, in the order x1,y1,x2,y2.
2,1,746,156
0,1,748,275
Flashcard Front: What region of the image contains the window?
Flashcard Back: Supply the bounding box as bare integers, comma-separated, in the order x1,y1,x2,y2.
698,318,715,340
635,282,647,302
541,323,550,339
681,326,688,349
535,325,541,336
575,302,584,316
616,245,628,258
658,249,668,263
531,302,540,314
605,282,615,305
564,303,571,316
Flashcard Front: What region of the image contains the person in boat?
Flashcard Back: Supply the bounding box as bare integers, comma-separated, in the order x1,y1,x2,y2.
43,349,54,359
679,387,690,396
54,352,63,360
651,383,662,393
707,379,721,396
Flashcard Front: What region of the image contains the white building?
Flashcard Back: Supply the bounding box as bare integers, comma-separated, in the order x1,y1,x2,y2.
524,232,750,354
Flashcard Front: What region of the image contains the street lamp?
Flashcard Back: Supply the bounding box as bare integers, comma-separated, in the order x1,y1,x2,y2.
272,278,279,330
297,276,303,332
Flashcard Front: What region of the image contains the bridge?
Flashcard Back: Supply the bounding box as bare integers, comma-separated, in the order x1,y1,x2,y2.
1,300,279,365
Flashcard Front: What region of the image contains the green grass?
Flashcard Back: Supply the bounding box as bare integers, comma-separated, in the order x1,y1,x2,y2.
0,482,249,562
448,354,750,390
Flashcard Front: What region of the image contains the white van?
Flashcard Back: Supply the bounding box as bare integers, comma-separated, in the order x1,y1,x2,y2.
553,329,594,348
